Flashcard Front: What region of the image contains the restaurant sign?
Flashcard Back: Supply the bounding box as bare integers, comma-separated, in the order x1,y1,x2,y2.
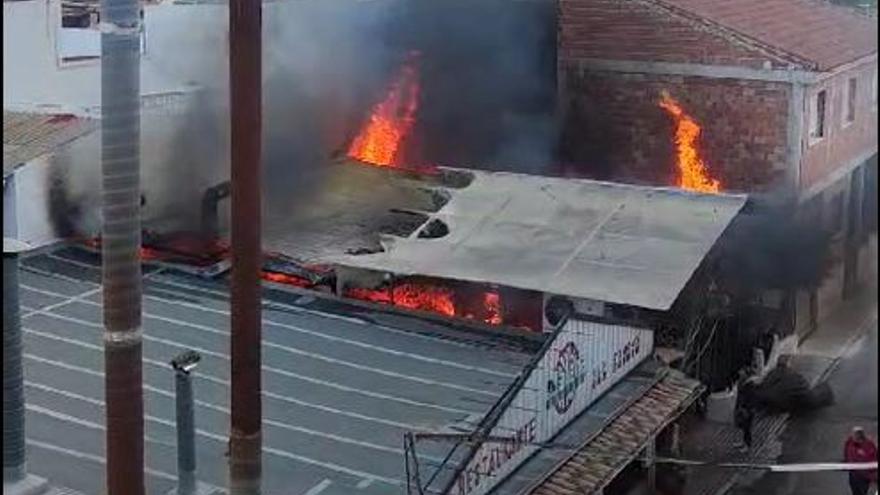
451,318,653,495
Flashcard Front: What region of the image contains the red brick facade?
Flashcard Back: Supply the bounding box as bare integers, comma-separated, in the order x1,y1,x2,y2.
559,69,791,192
557,0,877,196
801,62,879,193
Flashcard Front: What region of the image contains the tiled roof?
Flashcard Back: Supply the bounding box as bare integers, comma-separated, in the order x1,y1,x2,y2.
3,111,97,177
655,0,878,70
528,370,702,495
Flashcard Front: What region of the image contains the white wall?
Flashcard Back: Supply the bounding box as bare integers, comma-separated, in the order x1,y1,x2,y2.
4,0,232,238
4,175,19,239
12,156,57,247
3,0,223,114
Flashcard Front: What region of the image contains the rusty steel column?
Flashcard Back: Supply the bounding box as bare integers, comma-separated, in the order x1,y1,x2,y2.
100,0,145,490
228,0,262,489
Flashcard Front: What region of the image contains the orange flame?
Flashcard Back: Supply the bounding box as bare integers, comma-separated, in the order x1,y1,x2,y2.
346,283,504,325
658,92,721,193
347,52,421,167
261,271,313,288
483,291,502,325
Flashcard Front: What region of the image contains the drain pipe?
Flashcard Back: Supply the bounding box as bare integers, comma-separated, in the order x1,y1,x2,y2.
4,238,48,495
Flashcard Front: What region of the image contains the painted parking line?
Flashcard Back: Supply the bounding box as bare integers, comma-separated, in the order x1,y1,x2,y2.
26,378,410,457
22,350,428,431
43,253,365,325
26,403,174,450
24,260,506,356
26,439,187,486
22,331,452,462
28,299,501,395
21,287,102,319
23,312,482,414
24,374,402,486
22,282,516,379
302,479,333,495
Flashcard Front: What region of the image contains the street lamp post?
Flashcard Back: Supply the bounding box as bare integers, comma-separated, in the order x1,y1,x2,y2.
167,350,219,495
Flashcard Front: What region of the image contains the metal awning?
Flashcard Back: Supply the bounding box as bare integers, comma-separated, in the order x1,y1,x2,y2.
512,369,702,495
328,168,747,310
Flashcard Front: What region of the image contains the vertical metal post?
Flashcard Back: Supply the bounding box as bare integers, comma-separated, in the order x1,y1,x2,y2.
101,0,145,488
175,370,197,495
228,0,262,489
3,245,26,483
643,437,657,493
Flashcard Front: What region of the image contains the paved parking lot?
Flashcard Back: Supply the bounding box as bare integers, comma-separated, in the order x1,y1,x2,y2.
17,246,533,495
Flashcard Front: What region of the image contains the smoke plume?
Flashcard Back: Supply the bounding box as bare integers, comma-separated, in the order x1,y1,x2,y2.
49,0,558,238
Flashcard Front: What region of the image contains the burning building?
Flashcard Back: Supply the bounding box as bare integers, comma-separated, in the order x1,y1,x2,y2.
557,0,878,338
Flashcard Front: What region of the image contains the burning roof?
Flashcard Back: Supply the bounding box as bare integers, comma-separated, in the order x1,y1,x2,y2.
256,159,465,264
324,167,747,311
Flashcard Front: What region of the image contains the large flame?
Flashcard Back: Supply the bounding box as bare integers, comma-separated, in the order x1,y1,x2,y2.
347,51,421,167
658,92,721,193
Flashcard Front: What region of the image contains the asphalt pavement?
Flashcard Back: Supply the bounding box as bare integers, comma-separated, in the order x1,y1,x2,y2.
732,315,878,495
17,246,534,495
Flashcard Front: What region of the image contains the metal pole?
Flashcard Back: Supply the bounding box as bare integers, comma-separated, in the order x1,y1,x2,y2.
3,247,25,483
175,369,197,495
101,0,145,488
228,0,262,489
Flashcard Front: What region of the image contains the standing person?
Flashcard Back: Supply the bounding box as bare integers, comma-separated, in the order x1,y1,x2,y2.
845,427,878,495
734,373,756,453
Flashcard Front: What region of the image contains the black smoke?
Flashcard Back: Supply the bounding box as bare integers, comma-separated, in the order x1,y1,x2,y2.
389,0,558,172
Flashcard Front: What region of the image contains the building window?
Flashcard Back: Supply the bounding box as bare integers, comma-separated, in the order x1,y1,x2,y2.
845,77,857,125
58,1,145,64
810,90,827,142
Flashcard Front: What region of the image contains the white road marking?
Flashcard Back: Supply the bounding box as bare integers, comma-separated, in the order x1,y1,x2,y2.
302,479,333,495
22,349,449,429
24,385,402,485
24,261,511,355
21,287,102,319
26,378,412,457
21,283,516,379
356,478,374,489
26,403,174,449
24,312,486,412
25,439,186,485
24,354,418,429
141,313,498,396
44,253,366,325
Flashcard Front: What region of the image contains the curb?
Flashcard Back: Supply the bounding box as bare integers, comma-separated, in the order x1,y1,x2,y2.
810,310,877,387
708,311,877,495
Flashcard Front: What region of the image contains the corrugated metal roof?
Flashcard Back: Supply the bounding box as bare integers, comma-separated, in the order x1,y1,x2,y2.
654,0,877,70
329,168,747,310
3,111,97,177
527,370,701,495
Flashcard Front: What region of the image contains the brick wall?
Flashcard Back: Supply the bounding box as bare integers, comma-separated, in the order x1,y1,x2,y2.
559,69,791,192
800,61,879,193
558,0,792,70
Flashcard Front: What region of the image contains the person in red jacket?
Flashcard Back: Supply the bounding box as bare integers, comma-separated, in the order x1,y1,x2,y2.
845,427,878,495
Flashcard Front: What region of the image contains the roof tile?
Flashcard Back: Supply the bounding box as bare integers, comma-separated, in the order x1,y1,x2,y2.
656,0,877,70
